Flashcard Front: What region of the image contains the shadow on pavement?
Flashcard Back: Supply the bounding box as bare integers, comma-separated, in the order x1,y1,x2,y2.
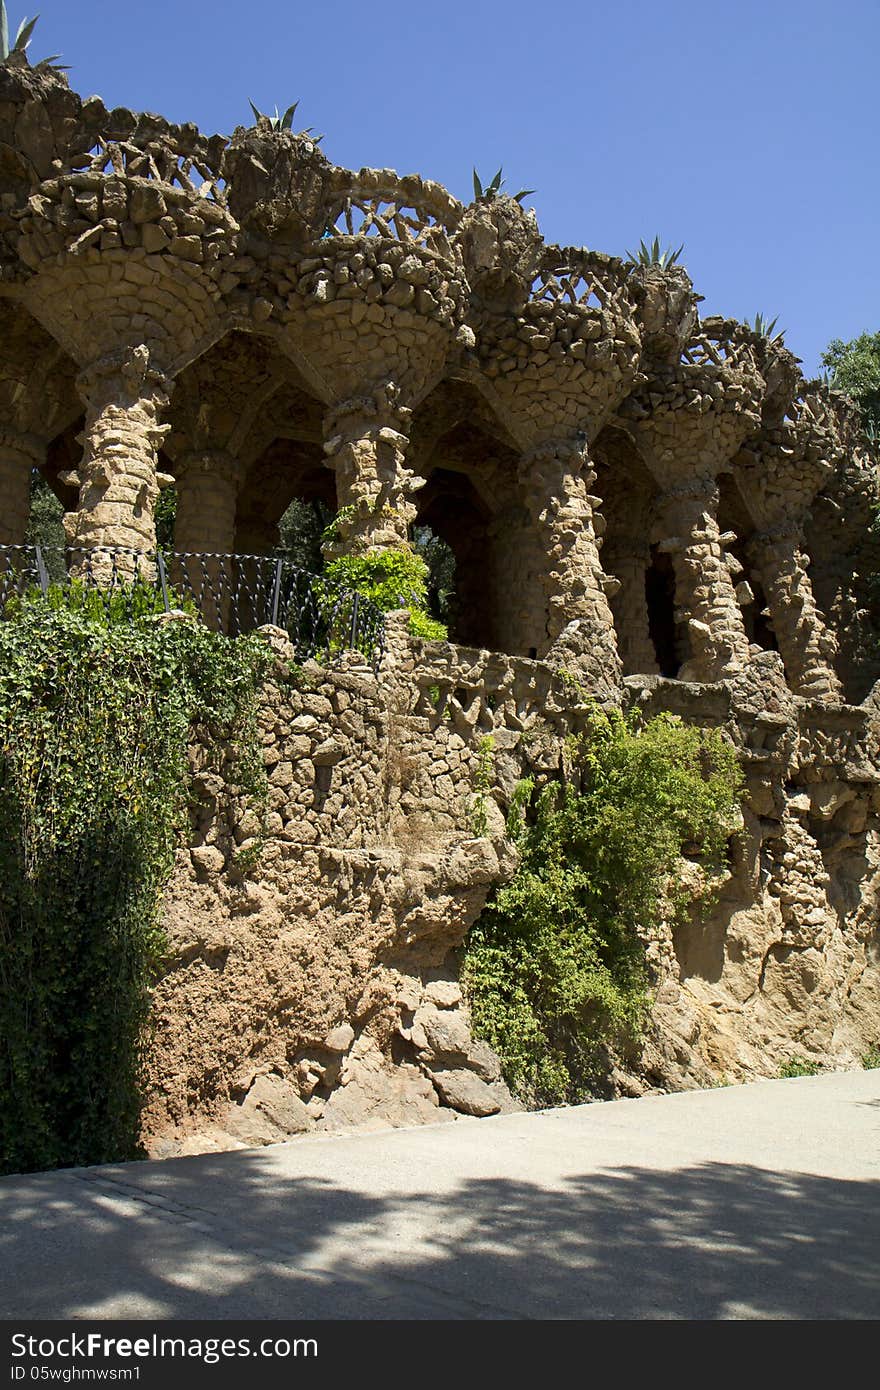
1,1153,878,1319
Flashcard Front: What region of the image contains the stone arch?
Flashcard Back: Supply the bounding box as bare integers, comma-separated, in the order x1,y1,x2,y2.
717,473,777,654
593,426,668,676
408,377,527,653
164,329,328,556
236,440,335,561
0,299,81,547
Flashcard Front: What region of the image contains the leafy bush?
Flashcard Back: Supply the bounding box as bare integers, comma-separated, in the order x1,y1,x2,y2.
0,589,269,1175
320,546,447,640
862,1045,880,1070
462,708,743,1108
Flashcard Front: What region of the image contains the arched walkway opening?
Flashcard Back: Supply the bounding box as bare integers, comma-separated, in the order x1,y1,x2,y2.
717,474,777,654
408,378,527,653
414,466,495,647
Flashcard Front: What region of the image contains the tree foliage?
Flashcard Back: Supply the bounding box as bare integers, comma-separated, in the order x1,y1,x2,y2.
822,331,880,435
0,590,268,1175
462,709,743,1108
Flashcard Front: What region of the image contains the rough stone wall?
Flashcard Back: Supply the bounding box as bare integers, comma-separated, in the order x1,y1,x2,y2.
144,620,880,1156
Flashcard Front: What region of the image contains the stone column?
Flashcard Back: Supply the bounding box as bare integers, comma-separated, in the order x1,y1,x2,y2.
321,381,424,557
173,450,243,632
655,475,750,682
0,428,41,547
747,527,842,701
519,438,621,691
604,535,659,676
66,346,170,578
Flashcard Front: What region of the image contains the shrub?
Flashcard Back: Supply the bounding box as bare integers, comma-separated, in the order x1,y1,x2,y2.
462,708,743,1108
0,589,268,1174
320,546,447,640
778,1058,822,1078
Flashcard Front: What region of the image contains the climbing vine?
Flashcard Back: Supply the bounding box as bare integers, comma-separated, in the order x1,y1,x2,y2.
0,589,269,1175
462,708,743,1108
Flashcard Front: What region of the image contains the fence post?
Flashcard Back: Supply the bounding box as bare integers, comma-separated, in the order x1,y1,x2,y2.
34,546,49,595
270,558,283,626
156,553,171,613
349,590,360,650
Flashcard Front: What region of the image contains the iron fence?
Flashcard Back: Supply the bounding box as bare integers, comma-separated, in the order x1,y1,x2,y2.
0,545,386,668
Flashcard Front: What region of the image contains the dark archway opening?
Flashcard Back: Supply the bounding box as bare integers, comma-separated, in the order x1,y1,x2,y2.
235,442,336,566
646,548,681,677
412,524,456,627
717,476,777,655
415,467,496,649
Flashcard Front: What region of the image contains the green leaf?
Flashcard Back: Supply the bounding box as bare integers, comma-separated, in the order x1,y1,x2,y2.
472,167,482,198
281,101,299,130
1,3,9,60
13,12,37,50
248,99,262,124
489,166,503,191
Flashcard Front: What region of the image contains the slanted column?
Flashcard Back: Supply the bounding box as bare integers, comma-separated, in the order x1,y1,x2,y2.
747,527,842,701
604,535,659,676
655,475,750,682
66,346,170,576
519,439,621,691
173,451,243,632
174,451,241,556
0,428,41,547
321,381,423,557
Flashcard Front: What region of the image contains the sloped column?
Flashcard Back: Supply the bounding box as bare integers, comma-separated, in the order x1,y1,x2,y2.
66,346,170,577
747,527,842,701
655,476,750,682
173,450,243,631
519,438,621,691
0,428,41,547
604,535,659,676
174,450,241,557
321,382,423,557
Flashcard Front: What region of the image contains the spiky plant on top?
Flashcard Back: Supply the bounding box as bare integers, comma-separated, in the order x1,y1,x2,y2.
625,236,685,269
0,2,37,60
472,167,535,203
247,100,323,142
750,313,785,343
0,4,64,67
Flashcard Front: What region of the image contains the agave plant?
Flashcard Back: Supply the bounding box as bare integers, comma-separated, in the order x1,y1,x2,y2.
247,100,323,142
472,167,535,204
0,4,65,67
0,2,37,60
750,312,784,343
625,236,685,269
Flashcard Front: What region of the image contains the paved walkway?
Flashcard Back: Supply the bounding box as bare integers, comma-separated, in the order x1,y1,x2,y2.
1,1070,878,1320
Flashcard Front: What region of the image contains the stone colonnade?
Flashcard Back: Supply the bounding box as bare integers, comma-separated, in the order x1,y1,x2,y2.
6,334,843,702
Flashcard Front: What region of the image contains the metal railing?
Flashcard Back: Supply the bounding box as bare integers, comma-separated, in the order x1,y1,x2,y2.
0,546,386,668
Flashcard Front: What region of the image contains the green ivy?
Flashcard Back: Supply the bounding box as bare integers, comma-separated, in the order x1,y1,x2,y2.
320,546,448,640
462,708,743,1108
0,590,269,1175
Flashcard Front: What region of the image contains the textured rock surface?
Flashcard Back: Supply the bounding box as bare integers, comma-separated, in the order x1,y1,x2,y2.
139,630,880,1155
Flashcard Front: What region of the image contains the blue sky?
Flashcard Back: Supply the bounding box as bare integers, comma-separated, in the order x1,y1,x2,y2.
19,0,879,374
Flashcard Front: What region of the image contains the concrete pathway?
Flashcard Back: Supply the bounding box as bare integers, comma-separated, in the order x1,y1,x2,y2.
1,1070,879,1320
